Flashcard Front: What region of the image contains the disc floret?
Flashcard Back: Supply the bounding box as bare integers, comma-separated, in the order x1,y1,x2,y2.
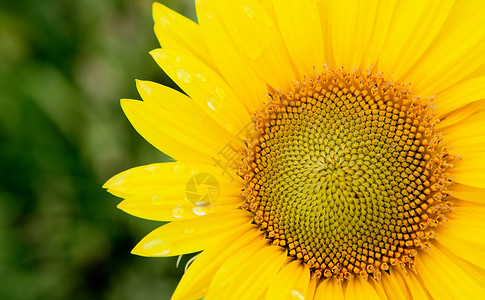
240,70,456,281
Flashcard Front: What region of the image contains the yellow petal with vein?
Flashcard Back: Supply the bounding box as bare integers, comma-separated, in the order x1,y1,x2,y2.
172,224,263,300
205,240,270,299
449,184,485,204
152,3,214,69
265,260,310,300
323,0,379,71
434,76,485,118
314,278,344,299
416,242,485,299
151,48,251,133
345,276,380,299
132,210,252,257
196,0,267,113
273,0,326,76
378,0,454,86
405,1,485,96
381,268,410,300
205,0,296,90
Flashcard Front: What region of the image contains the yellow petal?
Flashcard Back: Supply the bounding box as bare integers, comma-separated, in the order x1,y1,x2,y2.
203,0,297,90
265,261,310,300
404,1,485,96
118,196,241,222
104,161,242,197
273,0,326,76
436,205,485,268
206,243,287,300
152,2,215,69
322,0,379,71
437,224,485,270
172,224,263,300
151,48,251,133
437,99,485,132
136,80,240,147
132,210,252,257
434,76,485,118
448,183,485,204
121,98,214,163
196,0,268,112
345,276,381,299
314,278,344,299
450,153,485,188
205,240,270,299
304,277,317,300
416,243,485,299
225,246,287,300
359,0,396,71
381,268,410,300
441,110,485,143
378,0,454,84
395,268,431,300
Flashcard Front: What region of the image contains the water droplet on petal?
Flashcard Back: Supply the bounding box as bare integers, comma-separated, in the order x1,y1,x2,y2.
152,195,163,205
160,17,170,27
192,206,207,216
196,73,206,82
176,69,192,83
184,228,194,235
144,165,158,174
244,6,254,18
172,205,184,218
143,239,172,255
172,163,186,174
215,87,226,99
207,96,220,110
291,289,305,300
192,202,212,216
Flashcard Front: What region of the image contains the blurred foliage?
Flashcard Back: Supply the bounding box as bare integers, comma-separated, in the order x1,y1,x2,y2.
0,0,197,299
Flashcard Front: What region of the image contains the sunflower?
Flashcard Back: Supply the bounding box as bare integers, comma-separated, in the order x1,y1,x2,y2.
104,0,485,299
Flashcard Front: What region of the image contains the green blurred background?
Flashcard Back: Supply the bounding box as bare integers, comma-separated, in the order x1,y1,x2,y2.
0,0,196,299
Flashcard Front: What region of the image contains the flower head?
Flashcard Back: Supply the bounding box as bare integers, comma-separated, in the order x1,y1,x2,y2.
105,0,485,299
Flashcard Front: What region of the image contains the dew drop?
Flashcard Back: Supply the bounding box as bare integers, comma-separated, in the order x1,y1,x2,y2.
144,165,158,174
143,239,172,255
244,6,254,18
192,206,207,216
215,87,226,99
172,162,186,174
207,96,220,110
176,69,192,83
152,195,163,205
172,205,184,218
290,289,305,300
192,202,212,216
183,228,194,235
160,17,170,27
196,73,206,82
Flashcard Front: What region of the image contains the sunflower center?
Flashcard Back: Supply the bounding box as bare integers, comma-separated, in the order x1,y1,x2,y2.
240,71,456,281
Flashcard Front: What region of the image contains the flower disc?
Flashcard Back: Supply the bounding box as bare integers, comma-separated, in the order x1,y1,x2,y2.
240,71,456,280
